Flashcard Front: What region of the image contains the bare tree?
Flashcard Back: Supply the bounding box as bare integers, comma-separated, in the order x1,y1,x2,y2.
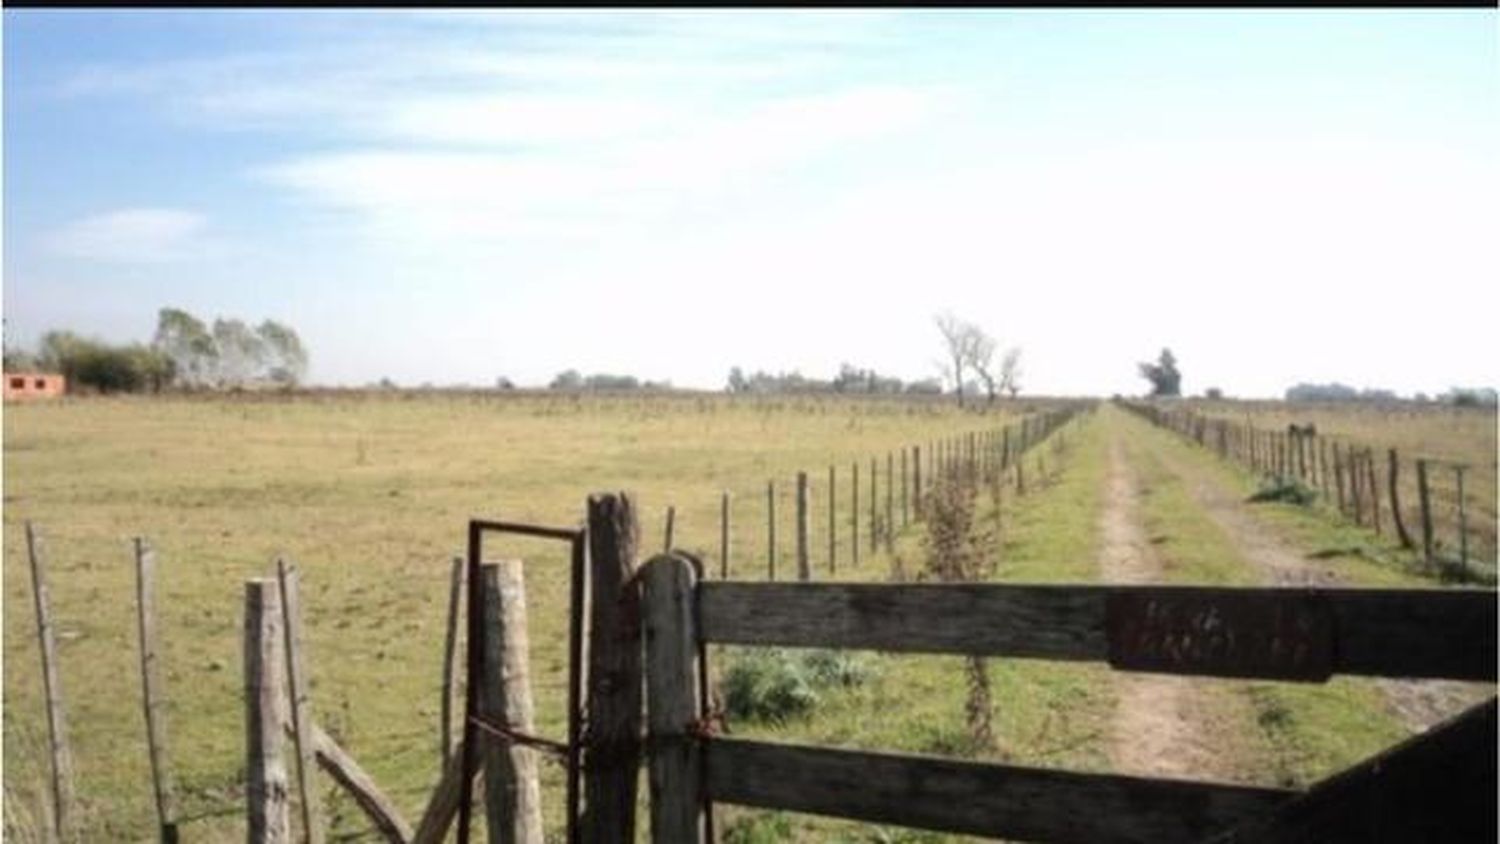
935,313,980,407
999,347,1022,398
966,329,999,405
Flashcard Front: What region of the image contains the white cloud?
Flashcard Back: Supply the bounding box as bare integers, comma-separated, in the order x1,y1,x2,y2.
44,208,211,264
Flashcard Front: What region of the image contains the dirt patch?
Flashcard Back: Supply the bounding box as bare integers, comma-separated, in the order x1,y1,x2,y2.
1141,428,1490,734
1100,438,1238,780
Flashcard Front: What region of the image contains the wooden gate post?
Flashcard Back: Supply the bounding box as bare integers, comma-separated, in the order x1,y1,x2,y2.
276,559,324,844
641,554,705,843
583,493,643,842
245,579,291,844
442,556,465,767
134,538,179,844
26,522,75,844
479,561,543,844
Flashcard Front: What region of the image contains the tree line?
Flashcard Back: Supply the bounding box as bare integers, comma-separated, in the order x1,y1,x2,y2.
3,308,308,394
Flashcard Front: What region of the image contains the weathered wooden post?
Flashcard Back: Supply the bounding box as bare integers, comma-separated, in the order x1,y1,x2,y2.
479,561,543,844
913,445,923,520
583,493,643,841
851,462,860,568
1416,460,1435,567
277,559,325,844
885,451,895,553
1455,465,1469,571
641,554,705,843
1364,449,1381,535
1333,446,1347,515
663,507,676,553
26,522,75,844
901,448,909,526
1388,450,1415,549
442,556,464,767
719,492,731,580
827,466,836,575
795,472,811,582
1350,447,1365,526
134,538,179,844
245,579,290,844
869,457,878,554
768,482,780,581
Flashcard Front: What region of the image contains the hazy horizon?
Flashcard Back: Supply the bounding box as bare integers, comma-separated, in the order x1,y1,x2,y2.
5,11,1496,398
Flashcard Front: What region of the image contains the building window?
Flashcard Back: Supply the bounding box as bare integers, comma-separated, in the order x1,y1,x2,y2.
9,377,24,389
34,378,46,389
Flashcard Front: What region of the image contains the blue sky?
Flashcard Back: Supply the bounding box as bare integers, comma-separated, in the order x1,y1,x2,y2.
4,11,1496,395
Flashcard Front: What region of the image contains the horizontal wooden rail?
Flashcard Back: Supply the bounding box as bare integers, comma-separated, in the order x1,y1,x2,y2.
705,738,1294,844
699,582,1496,681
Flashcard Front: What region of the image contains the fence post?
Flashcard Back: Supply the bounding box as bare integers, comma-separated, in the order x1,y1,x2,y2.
1333,446,1347,515
641,554,705,843
1319,439,1330,498
583,493,643,842
442,556,464,767
1388,450,1415,549
766,482,776,581
1455,465,1469,571
276,559,325,844
1364,449,1381,535
663,507,676,553
885,452,895,554
851,462,860,568
720,493,731,580
479,561,544,844
245,579,291,844
869,457,877,554
26,522,75,844
134,538,179,844
1416,460,1435,568
1350,446,1365,526
913,446,923,520
827,466,836,575
796,472,810,582
901,448,909,527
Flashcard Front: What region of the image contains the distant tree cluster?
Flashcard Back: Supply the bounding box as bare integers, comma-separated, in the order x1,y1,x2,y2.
3,307,308,394
1284,383,1497,407
548,370,672,391
724,364,943,396
155,308,308,389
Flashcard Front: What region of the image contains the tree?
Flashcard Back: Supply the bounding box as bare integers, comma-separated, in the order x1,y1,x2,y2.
212,319,267,387
726,367,749,393
256,320,308,387
1137,348,1181,397
550,369,583,390
966,330,999,404
153,308,216,388
999,348,1022,398
935,312,982,407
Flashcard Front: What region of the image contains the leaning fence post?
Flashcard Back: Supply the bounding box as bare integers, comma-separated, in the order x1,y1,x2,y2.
663,507,676,553
134,538,179,844
583,493,643,842
642,554,705,843
1388,450,1414,549
1416,460,1435,568
245,579,291,844
442,556,465,766
479,561,543,844
277,558,325,844
26,521,75,844
795,472,810,582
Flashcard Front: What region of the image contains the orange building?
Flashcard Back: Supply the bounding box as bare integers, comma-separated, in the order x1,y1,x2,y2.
4,372,67,400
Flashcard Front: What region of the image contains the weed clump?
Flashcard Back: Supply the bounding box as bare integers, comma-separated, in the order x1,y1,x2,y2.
1248,477,1318,506
721,648,873,724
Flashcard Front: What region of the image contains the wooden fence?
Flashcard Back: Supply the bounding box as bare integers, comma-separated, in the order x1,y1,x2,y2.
640,554,1498,843
1118,400,1496,576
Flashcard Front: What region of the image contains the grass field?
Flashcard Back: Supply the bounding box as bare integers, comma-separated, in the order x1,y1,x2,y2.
3,392,1040,841
3,393,1493,842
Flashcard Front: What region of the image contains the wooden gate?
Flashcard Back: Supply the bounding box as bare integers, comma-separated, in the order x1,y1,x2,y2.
639,554,1496,843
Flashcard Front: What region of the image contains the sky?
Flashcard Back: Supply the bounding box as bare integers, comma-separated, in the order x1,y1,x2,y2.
3,11,1496,396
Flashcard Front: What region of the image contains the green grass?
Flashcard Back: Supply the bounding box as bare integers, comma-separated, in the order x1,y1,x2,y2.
4,392,1042,841
1112,408,1424,787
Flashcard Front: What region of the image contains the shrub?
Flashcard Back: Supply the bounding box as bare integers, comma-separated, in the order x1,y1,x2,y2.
1247,477,1318,506
720,648,873,723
